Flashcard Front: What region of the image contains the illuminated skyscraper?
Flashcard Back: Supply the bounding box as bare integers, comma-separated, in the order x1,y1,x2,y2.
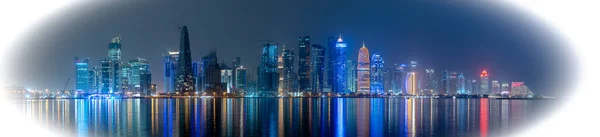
140,73,152,96
232,57,241,89
346,60,357,93
392,64,406,94
176,26,195,93
88,66,99,93
448,72,458,95
491,80,501,94
466,79,473,95
370,53,384,94
440,70,449,95
100,59,110,93
221,69,233,93
280,49,295,93
235,66,247,92
311,44,325,93
408,61,419,93
164,51,179,93
298,36,312,92
108,36,121,93
129,58,149,92
458,73,466,94
406,72,417,95
333,35,347,93
480,70,489,94
258,43,279,95
424,69,437,95
326,36,336,91
120,63,131,92
470,79,479,94
357,43,370,93
200,51,221,92
501,83,510,95
511,82,534,98
75,57,89,93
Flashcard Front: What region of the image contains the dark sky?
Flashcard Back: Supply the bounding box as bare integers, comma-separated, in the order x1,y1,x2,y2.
2,0,574,96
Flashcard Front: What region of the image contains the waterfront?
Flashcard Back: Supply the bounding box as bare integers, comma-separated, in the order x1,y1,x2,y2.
11,98,552,137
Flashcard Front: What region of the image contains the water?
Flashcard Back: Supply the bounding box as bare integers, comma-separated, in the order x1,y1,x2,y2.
12,98,552,137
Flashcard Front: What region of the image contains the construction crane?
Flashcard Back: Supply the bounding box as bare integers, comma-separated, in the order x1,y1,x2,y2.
62,78,70,95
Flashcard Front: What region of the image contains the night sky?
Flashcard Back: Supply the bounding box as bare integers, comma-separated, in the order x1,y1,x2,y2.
2,0,574,96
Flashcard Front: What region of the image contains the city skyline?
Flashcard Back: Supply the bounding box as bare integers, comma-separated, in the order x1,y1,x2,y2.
1,1,572,96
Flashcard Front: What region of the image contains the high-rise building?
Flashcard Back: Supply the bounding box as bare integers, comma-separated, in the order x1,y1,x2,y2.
298,36,312,93
258,43,279,95
491,80,501,94
370,53,384,94
311,44,325,93
75,57,89,93
129,58,149,92
357,43,370,93
108,36,121,93
108,36,121,61
200,51,221,92
480,70,489,94
448,72,458,95
164,51,179,93
281,49,295,93
100,60,110,93
470,80,479,94
175,26,195,93
120,63,131,92
409,61,419,93
232,57,241,89
384,66,393,93
466,79,473,95
140,73,152,96
346,60,357,93
235,66,247,92
440,70,449,95
221,69,233,93
406,72,417,95
392,64,406,94
88,66,99,93
326,36,336,91
424,69,436,95
458,73,466,95
501,83,510,95
333,36,347,93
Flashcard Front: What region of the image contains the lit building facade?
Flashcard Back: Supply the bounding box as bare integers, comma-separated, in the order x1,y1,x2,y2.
75,57,89,93
100,59,111,93
200,51,221,92
392,64,406,94
297,36,312,92
448,72,458,95
370,53,384,94
281,49,295,93
406,72,417,95
458,73,466,94
440,70,449,95
108,36,121,93
258,43,279,95
480,70,489,94
311,44,325,93
357,44,370,93
235,66,247,92
424,69,437,95
221,69,233,93
491,80,501,94
164,51,179,93
511,82,534,98
346,60,357,93
175,26,195,93
333,36,347,93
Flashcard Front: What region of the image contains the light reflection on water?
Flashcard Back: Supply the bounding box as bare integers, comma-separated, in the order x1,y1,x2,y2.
12,98,549,137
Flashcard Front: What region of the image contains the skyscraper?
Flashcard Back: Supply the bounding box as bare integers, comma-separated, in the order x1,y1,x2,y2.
326,36,336,91
129,58,149,90
501,83,510,95
120,63,131,92
346,60,357,93
392,64,406,94
357,43,370,93
100,60,110,93
298,36,312,93
424,69,436,95
466,79,473,95
480,70,489,94
221,69,233,93
258,43,279,95
458,73,466,94
281,49,295,93
370,53,384,94
200,51,221,92
164,51,179,93
311,44,325,93
75,57,89,93
176,26,195,93
140,73,152,96
333,36,347,93
406,72,417,95
235,66,247,92
108,36,121,93
232,57,241,90
448,72,458,95
491,80,501,94
440,70,449,95
88,66,98,93
470,80,479,94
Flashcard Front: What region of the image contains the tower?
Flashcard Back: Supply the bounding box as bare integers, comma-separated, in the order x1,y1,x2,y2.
370,53,384,94
480,70,489,94
333,35,347,93
357,43,370,93
176,26,195,93
298,36,312,92
311,44,325,93
258,43,279,95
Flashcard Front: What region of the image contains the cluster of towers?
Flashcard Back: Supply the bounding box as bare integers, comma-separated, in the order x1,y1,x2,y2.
75,36,156,96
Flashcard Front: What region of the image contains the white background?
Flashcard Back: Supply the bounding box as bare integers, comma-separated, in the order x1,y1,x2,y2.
0,0,599,136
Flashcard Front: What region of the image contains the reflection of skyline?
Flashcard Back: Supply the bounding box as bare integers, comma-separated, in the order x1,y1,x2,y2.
13,98,543,136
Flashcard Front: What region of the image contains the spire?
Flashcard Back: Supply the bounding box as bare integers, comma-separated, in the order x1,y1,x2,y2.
362,41,366,47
